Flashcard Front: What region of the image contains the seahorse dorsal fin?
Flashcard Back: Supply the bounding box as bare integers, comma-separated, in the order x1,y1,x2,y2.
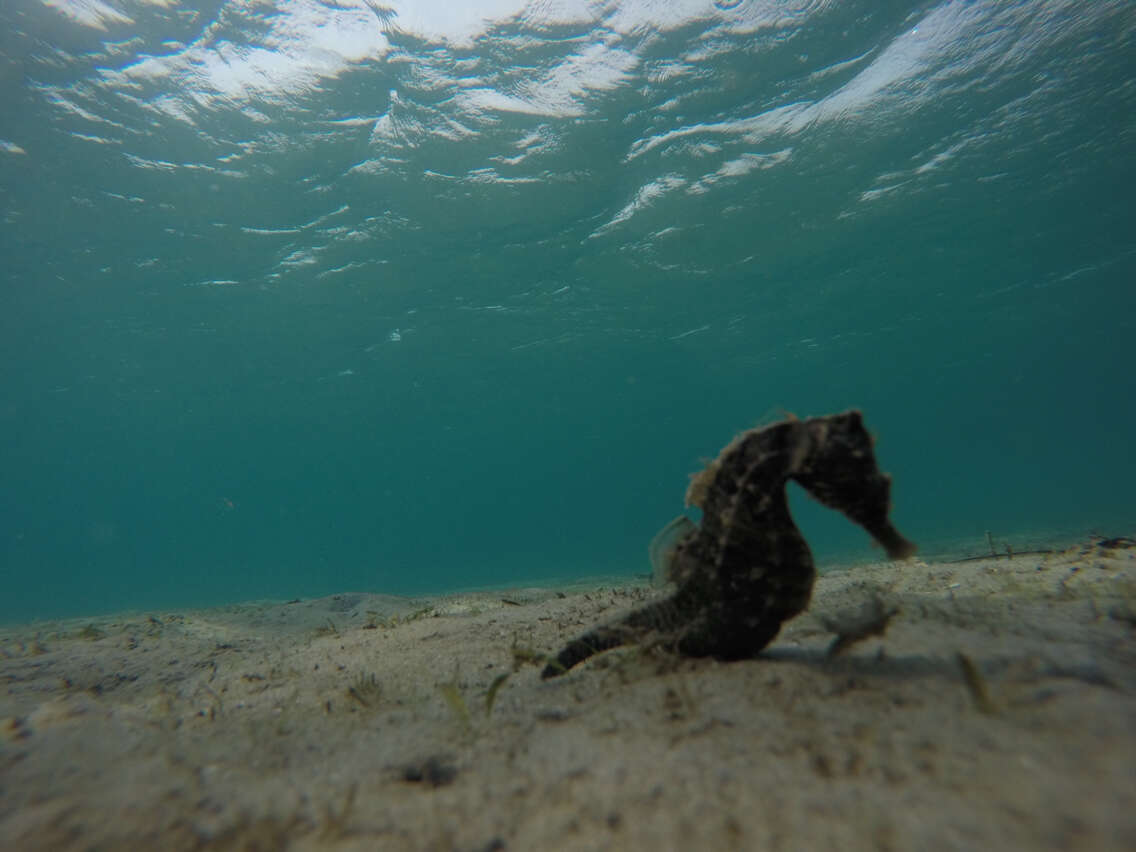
647,515,697,587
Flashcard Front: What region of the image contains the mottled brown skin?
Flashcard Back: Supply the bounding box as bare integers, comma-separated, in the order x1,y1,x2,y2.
542,411,915,679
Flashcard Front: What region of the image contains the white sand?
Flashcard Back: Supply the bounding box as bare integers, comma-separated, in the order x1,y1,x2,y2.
2,540,1135,851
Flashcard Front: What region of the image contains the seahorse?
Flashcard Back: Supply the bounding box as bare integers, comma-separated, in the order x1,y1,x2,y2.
542,410,915,678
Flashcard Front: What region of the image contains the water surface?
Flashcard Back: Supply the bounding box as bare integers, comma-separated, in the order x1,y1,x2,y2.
1,0,1133,621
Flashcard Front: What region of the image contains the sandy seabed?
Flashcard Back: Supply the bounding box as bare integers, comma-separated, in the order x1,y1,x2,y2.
2,539,1135,852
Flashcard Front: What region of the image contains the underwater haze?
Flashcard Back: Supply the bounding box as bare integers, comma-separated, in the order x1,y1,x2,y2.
1,0,1134,623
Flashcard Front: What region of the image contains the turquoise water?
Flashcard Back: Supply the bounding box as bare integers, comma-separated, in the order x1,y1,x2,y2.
1,0,1133,623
